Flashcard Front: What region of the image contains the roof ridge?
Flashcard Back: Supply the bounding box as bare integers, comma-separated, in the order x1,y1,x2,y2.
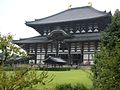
69,6,90,10
71,6,108,14
25,6,111,25
26,6,92,24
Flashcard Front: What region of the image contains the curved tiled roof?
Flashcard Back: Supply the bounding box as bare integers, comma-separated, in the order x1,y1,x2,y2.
13,36,51,44
13,33,100,44
26,6,111,25
64,33,100,42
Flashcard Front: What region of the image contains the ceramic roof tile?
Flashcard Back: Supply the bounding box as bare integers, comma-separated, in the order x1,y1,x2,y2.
26,6,110,25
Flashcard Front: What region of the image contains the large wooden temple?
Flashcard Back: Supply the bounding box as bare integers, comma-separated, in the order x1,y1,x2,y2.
14,6,111,65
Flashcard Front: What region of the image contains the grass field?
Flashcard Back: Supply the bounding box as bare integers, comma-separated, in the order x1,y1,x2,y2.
34,69,92,90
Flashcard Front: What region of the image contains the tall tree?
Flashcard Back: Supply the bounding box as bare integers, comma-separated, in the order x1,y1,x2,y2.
92,10,120,90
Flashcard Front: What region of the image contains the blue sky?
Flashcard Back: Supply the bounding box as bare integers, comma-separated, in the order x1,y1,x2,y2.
0,0,120,39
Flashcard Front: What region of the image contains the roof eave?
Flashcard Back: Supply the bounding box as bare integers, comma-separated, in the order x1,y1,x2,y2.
26,15,111,27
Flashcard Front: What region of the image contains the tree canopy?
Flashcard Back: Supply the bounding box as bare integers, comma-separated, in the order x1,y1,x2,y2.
0,34,53,90
92,10,120,90
0,34,27,65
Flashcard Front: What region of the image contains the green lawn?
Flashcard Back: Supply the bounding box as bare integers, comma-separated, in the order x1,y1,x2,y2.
34,69,92,90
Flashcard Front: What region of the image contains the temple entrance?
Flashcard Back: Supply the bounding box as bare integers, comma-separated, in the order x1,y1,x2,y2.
71,54,82,65
59,54,68,60
46,27,83,65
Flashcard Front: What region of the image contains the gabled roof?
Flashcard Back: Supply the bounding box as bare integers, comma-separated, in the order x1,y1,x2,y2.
26,6,111,26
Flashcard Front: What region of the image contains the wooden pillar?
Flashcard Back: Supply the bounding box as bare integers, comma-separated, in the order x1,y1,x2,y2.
34,44,37,64
75,43,77,52
25,44,29,54
81,42,84,63
51,43,53,52
68,43,71,65
95,41,98,51
45,43,48,58
88,42,90,63
78,42,81,65
56,41,59,57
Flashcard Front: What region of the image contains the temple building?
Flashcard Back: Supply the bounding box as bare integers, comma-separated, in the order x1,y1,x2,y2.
14,6,111,65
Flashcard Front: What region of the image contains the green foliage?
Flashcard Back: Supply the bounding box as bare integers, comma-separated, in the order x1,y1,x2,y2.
0,65,54,90
55,83,91,90
0,34,54,90
92,45,120,90
102,9,120,50
0,34,27,65
3,66,71,71
92,10,120,90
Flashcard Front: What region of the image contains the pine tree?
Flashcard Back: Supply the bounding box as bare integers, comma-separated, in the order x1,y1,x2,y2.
92,10,120,90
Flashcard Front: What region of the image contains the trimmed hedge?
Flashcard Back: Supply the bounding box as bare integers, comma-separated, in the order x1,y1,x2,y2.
39,67,71,71
3,67,71,71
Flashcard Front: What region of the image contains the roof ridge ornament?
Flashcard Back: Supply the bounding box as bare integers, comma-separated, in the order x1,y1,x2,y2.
68,4,72,9
88,1,92,7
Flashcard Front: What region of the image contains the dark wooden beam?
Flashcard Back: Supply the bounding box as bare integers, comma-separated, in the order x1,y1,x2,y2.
68,42,71,65
81,42,84,63
34,44,37,64
88,42,90,63
95,41,98,50
45,43,48,58
25,44,29,54
56,41,59,57
75,43,77,52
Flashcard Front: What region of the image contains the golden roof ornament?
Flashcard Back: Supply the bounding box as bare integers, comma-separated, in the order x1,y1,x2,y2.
88,2,92,7
68,4,72,9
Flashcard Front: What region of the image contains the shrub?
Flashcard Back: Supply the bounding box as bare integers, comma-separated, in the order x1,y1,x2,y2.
3,66,26,71
55,83,91,90
92,10,120,90
3,66,71,71
0,65,54,90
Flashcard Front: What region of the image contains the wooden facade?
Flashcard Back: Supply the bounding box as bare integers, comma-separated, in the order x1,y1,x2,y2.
14,6,111,65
